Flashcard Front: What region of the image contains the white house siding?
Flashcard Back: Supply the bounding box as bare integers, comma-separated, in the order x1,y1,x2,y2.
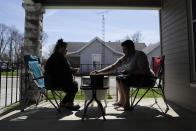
161,0,196,111
80,40,122,73
67,56,80,66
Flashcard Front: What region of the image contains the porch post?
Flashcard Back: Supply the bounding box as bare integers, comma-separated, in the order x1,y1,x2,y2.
20,0,45,104
22,0,45,58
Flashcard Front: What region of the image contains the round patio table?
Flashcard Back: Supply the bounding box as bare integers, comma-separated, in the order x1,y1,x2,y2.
80,75,109,121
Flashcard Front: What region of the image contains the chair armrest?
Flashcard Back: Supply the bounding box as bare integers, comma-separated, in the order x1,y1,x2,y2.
33,76,44,80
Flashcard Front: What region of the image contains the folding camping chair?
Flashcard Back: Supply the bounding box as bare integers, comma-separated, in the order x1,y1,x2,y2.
129,56,169,113
21,55,63,112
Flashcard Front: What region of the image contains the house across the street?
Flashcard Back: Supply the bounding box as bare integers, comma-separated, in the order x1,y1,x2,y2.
66,37,147,73
142,42,161,66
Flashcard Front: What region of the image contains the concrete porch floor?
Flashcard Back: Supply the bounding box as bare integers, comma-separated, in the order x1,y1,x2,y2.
0,98,196,131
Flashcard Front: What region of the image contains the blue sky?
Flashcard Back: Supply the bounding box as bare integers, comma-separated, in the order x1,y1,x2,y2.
0,0,160,52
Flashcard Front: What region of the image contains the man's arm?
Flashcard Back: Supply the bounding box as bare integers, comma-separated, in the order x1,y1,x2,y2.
91,60,122,75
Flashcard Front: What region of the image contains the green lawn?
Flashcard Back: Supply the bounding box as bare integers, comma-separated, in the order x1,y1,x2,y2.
130,88,161,98
45,89,161,100
1,71,20,76
3,102,20,112
46,90,113,100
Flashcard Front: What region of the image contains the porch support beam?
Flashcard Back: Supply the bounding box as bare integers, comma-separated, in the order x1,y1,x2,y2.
22,1,45,58
31,0,161,9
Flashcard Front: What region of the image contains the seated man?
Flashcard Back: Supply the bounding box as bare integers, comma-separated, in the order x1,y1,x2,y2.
44,39,80,110
91,40,154,111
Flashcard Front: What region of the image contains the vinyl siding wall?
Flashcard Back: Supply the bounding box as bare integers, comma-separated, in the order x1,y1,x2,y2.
161,0,196,111
80,40,122,73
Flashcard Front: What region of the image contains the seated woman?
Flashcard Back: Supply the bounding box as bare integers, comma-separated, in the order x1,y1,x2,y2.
91,40,154,111
44,39,80,110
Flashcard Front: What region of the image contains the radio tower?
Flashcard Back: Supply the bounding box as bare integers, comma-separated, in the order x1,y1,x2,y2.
101,15,105,41
96,11,109,65
97,11,108,42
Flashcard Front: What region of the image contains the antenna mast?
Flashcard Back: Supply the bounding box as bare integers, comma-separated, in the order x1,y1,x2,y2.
96,11,109,66
102,14,105,41
97,11,108,42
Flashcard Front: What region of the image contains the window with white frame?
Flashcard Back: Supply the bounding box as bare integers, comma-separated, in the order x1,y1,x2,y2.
191,0,196,81
92,54,101,69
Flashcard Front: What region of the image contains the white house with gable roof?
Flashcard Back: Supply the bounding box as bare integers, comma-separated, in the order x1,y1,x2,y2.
66,37,146,73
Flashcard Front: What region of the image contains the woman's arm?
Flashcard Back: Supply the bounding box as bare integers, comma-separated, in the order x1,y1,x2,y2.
70,67,80,74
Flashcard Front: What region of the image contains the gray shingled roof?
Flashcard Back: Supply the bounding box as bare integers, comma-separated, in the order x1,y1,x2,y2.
67,39,146,54
67,42,87,52
106,42,146,52
142,42,160,55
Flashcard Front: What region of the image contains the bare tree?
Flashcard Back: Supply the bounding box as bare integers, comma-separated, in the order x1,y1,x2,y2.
7,26,24,63
42,31,48,45
41,31,50,59
130,31,143,43
120,32,143,43
12,32,24,62
0,24,24,62
1,23,46,62
0,24,10,60
42,44,55,59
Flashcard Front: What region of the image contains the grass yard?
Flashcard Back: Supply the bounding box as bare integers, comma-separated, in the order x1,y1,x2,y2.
3,102,20,112
1,71,20,76
46,90,113,100
130,88,162,98
46,89,161,100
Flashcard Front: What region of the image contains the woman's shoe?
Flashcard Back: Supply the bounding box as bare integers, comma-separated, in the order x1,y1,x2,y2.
65,103,80,111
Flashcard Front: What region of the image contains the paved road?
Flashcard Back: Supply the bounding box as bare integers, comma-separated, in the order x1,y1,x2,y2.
0,77,20,109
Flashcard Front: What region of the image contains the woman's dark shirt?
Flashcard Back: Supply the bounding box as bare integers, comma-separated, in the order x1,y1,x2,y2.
44,52,74,87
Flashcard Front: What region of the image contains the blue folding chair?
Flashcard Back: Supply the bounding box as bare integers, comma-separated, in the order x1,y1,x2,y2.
21,55,62,112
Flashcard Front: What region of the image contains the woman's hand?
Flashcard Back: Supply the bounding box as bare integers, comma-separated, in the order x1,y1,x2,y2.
90,70,98,75
75,68,80,73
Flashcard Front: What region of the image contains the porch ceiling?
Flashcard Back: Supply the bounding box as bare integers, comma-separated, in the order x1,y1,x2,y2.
32,0,161,9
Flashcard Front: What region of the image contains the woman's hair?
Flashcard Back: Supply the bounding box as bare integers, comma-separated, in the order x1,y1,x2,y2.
121,40,135,52
53,39,68,53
